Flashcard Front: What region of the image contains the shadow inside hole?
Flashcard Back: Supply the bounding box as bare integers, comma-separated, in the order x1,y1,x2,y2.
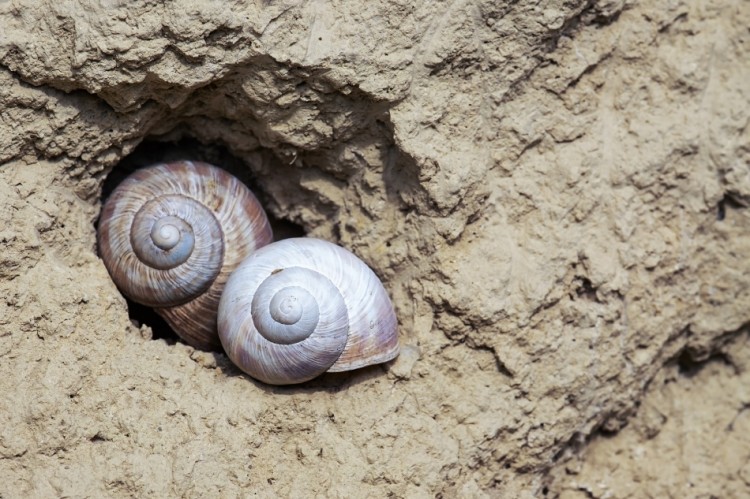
98,136,306,350
126,300,180,345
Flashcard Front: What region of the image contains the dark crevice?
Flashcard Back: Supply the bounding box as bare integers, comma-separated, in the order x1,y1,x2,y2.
675,348,734,378
128,300,179,344
572,276,598,302
716,192,746,221
89,433,109,443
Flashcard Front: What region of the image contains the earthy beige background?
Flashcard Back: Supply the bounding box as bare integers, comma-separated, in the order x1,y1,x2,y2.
1,0,749,497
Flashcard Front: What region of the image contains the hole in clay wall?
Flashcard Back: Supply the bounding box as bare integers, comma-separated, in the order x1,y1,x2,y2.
97,136,305,346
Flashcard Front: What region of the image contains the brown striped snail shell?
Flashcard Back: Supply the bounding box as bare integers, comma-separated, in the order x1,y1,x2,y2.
218,238,400,385
97,161,273,350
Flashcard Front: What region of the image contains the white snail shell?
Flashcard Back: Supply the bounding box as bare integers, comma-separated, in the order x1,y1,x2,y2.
98,161,273,350
218,238,400,385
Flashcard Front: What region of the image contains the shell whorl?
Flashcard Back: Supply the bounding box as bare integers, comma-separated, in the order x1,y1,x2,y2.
98,161,273,350
107,193,225,307
218,238,400,385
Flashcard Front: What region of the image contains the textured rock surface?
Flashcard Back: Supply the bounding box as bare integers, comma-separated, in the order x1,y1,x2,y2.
548,331,750,498
0,0,748,496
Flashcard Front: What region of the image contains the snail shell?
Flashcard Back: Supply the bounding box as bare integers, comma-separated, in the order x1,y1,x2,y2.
98,161,273,350
218,238,400,385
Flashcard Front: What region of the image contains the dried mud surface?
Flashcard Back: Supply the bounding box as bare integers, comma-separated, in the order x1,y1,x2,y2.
0,0,749,497
549,332,750,499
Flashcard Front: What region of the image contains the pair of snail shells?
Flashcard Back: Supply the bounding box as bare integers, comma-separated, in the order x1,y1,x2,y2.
218,237,400,385
97,161,273,350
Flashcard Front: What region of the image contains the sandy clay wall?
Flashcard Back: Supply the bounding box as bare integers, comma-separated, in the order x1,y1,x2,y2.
1,0,749,497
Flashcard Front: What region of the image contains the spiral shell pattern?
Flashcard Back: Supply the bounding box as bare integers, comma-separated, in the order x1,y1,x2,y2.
218,238,400,385
98,161,273,350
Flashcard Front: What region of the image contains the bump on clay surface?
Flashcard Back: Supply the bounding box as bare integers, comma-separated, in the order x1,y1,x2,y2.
0,0,749,496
